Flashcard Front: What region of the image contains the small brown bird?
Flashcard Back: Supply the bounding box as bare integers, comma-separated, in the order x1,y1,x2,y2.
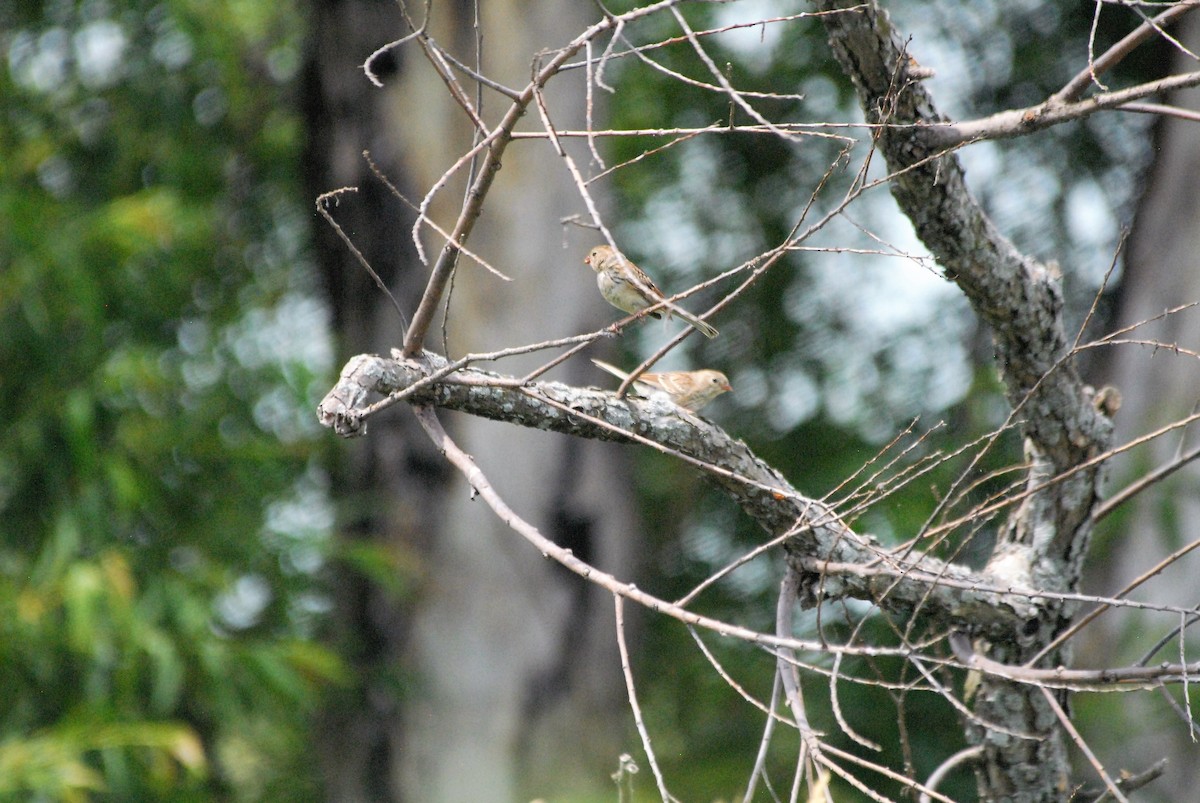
591,359,732,412
583,245,718,339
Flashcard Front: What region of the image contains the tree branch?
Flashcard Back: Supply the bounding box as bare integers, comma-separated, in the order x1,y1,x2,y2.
928,70,1200,148
812,2,1123,797
813,0,1113,586
317,350,1064,638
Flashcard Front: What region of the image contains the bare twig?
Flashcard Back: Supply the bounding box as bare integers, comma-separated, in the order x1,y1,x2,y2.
1053,0,1200,103
615,595,675,803
316,188,409,329
930,70,1200,148
950,632,1200,692
362,151,512,282
1092,443,1200,522
829,650,883,752
1087,759,1169,802
405,404,933,660
1041,687,1128,802
743,671,784,802
1118,101,1200,122
1027,535,1200,665
917,746,982,803
774,569,825,803
362,0,431,87
687,627,793,725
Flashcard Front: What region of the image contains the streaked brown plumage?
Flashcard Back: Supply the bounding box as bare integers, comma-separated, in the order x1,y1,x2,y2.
591,359,732,412
583,245,718,339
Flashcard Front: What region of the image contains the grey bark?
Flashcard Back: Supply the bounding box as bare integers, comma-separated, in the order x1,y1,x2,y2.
319,351,1057,639
810,3,1113,799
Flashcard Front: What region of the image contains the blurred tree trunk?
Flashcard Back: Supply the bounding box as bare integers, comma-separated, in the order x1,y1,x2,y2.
1086,15,1200,802
302,1,636,799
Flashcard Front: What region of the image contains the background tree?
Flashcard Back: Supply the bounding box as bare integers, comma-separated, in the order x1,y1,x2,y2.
303,0,637,798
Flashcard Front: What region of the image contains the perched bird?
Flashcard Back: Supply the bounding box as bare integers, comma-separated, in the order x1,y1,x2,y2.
583,245,719,339
591,359,732,412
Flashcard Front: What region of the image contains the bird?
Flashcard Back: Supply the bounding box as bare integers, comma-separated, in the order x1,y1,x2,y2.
591,359,732,412
583,245,719,339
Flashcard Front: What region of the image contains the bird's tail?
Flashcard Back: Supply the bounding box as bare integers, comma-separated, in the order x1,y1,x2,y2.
590,359,631,381
671,309,719,339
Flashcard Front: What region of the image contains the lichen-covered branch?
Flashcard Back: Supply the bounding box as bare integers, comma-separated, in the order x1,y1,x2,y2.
811,2,1122,798
817,2,1111,448
813,0,1117,580
318,350,1059,640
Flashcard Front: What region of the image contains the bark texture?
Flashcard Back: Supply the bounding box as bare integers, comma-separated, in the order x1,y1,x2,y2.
320,353,1067,646
812,2,1113,799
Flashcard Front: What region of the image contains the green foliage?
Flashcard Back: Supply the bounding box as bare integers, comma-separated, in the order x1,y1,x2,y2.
0,719,204,801
0,0,340,799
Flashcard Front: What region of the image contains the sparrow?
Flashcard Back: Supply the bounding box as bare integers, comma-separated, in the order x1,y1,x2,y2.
591,359,732,412
583,245,719,339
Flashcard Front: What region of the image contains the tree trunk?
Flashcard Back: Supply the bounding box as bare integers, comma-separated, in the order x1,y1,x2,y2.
303,1,636,799
813,2,1114,797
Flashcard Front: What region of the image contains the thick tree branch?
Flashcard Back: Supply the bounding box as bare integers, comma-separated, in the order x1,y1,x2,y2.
317,351,1061,639
927,70,1200,148
813,0,1113,588
811,3,1129,798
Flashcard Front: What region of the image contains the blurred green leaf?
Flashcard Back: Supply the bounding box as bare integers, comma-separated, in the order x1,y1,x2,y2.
0,721,205,799
1,0,332,798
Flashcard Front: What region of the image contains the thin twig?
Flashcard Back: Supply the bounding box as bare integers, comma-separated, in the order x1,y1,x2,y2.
775,570,819,747
1093,443,1200,522
1041,687,1128,802
829,650,883,752
363,151,511,282
1026,534,1200,665
1118,101,1200,122
315,188,409,329
917,747,982,803
362,0,431,87
687,627,795,725
1088,759,1168,802
406,405,932,661
743,671,784,802
615,595,675,803
1053,0,1200,103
